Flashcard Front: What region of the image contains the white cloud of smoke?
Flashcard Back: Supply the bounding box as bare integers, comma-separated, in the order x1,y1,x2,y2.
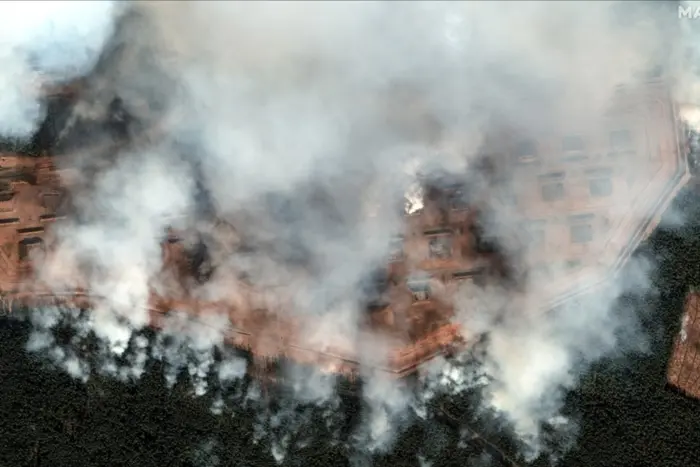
0,1,121,137
1,0,697,463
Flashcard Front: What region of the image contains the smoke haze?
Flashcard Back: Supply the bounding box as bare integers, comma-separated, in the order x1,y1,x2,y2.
0,0,695,464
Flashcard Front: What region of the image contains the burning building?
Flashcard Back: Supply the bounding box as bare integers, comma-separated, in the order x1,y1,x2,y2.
0,70,693,388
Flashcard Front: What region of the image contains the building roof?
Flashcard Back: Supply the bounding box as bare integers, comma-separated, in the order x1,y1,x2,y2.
516,82,691,309
668,288,700,399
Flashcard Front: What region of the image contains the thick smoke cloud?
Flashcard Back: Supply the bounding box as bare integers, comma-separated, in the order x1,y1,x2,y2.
1,0,695,463
0,1,121,137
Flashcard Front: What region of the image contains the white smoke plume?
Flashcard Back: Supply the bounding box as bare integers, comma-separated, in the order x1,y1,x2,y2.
0,1,121,137
1,0,696,463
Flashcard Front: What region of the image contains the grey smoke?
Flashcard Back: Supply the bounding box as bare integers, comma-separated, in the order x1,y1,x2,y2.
1,0,696,462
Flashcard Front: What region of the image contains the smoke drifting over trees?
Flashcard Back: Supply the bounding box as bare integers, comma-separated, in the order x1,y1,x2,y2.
0,1,698,463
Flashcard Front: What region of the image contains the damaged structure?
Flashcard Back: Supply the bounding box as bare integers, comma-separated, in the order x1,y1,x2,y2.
0,71,695,388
